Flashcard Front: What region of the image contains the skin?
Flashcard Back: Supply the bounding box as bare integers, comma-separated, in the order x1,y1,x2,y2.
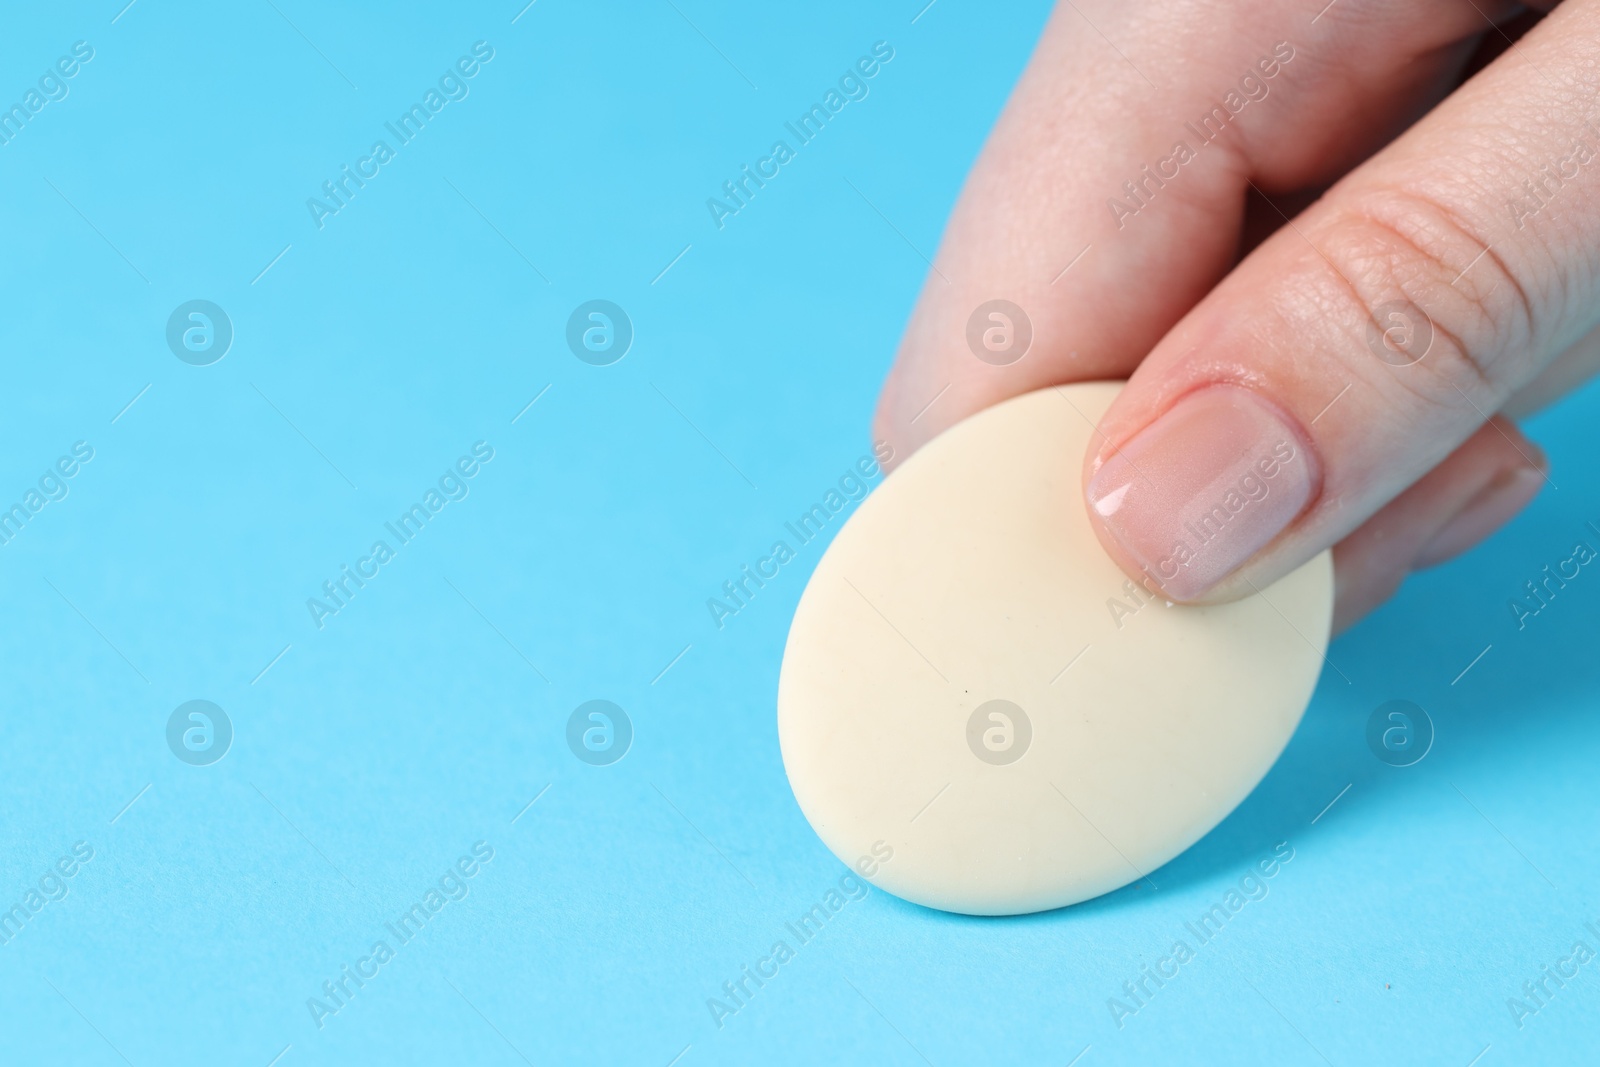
872,0,1600,632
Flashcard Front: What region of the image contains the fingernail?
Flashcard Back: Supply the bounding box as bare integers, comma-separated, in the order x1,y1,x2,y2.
1413,462,1544,570
1085,385,1318,600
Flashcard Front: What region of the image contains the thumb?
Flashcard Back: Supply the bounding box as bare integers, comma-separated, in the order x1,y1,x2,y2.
1083,3,1596,602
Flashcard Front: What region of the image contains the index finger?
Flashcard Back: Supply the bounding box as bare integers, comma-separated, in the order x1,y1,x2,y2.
872,0,1513,462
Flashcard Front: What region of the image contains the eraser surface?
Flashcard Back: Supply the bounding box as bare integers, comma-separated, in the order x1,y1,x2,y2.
779,382,1334,915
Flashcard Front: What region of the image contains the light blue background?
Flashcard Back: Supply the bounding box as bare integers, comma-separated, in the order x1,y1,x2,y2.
1,2,1596,1064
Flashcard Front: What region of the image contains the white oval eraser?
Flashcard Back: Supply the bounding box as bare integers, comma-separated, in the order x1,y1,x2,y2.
778,382,1333,916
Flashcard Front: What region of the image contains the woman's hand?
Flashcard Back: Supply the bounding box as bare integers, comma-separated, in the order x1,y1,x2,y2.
872,0,1597,630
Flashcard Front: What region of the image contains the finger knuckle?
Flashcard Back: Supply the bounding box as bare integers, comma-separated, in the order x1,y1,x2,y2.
1318,187,1537,405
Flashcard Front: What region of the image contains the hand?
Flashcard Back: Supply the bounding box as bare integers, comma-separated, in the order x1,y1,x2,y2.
872,0,1595,631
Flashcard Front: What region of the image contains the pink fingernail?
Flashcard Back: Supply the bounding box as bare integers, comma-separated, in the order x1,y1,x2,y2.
1085,386,1318,600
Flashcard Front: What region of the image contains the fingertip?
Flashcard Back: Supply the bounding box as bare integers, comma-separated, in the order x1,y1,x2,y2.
1410,455,1545,570
1082,383,1321,602
1329,417,1546,632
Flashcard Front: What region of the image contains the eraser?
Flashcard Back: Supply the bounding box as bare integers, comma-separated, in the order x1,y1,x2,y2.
778,382,1332,915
